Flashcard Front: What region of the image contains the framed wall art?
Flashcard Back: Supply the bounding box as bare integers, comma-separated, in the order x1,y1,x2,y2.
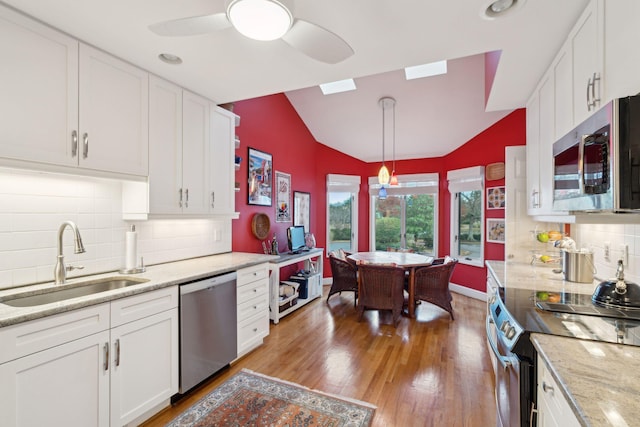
486,186,506,210
275,171,291,222
294,191,310,233
248,147,272,206
486,218,505,244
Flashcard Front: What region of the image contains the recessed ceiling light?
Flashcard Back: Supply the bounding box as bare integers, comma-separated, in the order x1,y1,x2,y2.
158,53,182,65
319,79,356,95
405,60,447,80
482,0,525,19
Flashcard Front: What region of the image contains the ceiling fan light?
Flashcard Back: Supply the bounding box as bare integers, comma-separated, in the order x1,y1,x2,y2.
228,0,292,41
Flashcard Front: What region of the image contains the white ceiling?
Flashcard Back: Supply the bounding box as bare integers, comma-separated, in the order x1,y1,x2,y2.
2,0,589,161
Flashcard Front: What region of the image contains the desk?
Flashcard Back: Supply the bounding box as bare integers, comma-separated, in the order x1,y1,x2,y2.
347,251,433,318
268,248,323,324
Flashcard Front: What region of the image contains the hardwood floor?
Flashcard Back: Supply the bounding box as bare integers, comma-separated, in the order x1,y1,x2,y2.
142,287,497,427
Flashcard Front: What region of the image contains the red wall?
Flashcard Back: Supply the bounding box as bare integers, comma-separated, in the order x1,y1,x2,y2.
232,93,526,292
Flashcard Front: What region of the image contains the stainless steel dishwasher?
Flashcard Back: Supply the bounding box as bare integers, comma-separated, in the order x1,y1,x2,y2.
179,271,237,394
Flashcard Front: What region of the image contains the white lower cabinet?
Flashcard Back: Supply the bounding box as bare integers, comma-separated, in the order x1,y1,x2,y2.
236,263,270,357
537,355,581,427
0,287,178,427
0,329,111,427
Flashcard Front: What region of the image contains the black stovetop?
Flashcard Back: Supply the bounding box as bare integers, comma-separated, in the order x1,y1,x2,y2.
502,287,640,347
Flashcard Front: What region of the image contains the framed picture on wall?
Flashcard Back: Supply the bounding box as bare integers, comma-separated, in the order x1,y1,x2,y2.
486,218,505,244
275,171,291,222
294,191,310,233
486,186,506,209
248,147,272,206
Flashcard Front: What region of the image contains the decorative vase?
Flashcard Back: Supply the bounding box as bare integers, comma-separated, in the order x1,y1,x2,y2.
305,232,316,249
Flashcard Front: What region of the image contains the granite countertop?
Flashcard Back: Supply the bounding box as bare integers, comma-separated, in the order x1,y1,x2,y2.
487,260,640,427
532,333,640,427
0,252,278,328
486,260,600,294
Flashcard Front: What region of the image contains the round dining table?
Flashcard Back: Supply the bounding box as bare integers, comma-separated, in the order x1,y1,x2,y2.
346,251,434,318
347,251,433,267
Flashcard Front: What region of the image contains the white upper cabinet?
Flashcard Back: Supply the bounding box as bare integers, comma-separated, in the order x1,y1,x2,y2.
0,5,78,167
0,5,149,176
553,45,573,141
182,91,210,214
603,0,640,99
526,90,541,214
148,76,183,214
209,106,237,215
570,0,604,125
78,44,149,176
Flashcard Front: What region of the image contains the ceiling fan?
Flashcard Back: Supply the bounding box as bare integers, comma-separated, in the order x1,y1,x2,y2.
149,0,354,64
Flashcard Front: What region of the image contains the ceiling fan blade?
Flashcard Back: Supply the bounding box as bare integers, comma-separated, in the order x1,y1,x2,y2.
149,13,230,37
281,20,354,64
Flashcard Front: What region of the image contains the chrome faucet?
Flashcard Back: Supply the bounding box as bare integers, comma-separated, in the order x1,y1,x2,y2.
54,221,86,284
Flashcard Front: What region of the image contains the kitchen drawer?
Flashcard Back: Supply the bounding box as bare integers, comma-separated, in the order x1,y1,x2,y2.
237,294,269,323
0,304,110,364
237,263,269,287
111,286,178,328
238,312,269,354
237,278,268,303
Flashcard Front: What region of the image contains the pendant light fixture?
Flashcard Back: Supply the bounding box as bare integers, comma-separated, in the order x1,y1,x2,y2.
377,97,396,186
389,97,398,186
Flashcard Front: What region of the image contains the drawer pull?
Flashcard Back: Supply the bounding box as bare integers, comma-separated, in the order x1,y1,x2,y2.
542,381,554,394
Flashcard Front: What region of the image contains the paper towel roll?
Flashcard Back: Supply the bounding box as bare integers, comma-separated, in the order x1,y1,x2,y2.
125,226,137,270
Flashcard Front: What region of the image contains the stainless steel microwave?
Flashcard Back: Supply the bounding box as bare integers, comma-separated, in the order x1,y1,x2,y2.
552,95,640,212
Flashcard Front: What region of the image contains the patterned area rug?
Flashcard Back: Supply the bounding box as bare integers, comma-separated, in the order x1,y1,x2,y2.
167,369,376,427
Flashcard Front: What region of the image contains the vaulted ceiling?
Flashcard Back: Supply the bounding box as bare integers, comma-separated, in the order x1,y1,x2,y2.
3,0,589,161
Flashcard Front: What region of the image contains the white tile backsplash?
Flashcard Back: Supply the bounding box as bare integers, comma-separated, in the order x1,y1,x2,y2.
0,167,232,289
573,223,640,283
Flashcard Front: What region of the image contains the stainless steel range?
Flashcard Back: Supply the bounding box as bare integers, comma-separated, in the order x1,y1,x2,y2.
487,284,640,427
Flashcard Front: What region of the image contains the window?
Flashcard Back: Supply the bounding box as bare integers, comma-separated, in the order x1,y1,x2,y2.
369,174,439,255
448,167,484,267
326,174,360,253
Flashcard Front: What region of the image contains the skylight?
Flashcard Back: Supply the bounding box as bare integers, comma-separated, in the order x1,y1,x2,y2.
319,79,356,95
404,60,448,80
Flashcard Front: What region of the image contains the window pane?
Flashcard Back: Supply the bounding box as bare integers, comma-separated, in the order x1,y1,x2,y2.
328,192,352,252
405,194,435,255
374,196,401,250
457,190,482,259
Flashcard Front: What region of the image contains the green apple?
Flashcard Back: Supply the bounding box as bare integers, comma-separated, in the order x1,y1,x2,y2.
537,232,550,243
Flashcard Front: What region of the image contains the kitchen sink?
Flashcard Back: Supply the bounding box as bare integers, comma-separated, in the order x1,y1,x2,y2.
0,277,149,307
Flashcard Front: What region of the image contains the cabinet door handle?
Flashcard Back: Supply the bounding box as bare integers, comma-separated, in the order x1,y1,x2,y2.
185,188,189,208
115,339,120,367
179,188,183,208
211,191,215,208
82,133,89,159
586,77,591,110
542,381,554,394
71,130,78,157
103,342,109,371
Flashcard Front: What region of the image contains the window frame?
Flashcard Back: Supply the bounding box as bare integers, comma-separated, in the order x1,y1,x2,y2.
368,173,439,254
326,174,360,255
447,166,485,267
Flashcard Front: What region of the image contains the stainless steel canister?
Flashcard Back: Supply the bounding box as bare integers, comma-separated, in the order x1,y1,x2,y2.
562,250,595,283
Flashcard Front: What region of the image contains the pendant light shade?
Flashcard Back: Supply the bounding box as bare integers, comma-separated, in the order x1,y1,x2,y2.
379,186,387,199
377,97,397,186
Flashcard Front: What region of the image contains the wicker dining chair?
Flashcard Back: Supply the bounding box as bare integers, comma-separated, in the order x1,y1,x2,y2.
327,254,358,307
357,263,407,326
411,258,458,320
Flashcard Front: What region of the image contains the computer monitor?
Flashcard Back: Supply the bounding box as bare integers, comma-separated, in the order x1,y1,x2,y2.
287,226,306,253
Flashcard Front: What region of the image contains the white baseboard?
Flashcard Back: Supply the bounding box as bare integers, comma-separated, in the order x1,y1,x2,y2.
450,282,487,301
